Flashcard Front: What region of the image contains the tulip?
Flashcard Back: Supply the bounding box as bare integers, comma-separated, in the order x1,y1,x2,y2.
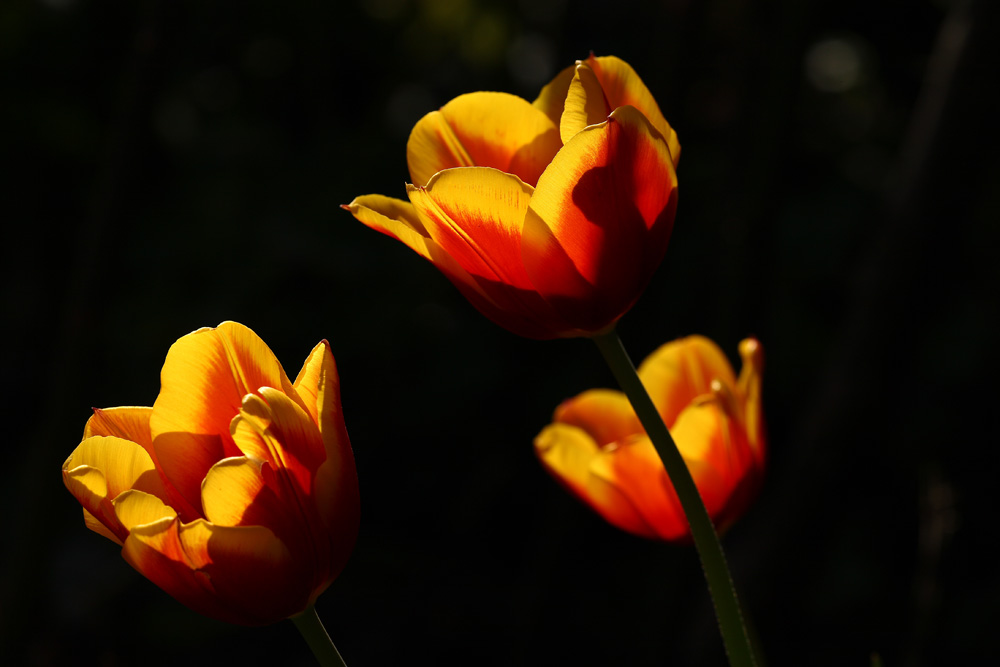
535,336,764,541
62,322,360,626
345,55,679,339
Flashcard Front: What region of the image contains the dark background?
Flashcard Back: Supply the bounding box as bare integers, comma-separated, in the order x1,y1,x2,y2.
3,0,997,665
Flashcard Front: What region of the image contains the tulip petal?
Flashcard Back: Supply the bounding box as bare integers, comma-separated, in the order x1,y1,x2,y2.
522,105,678,333
638,336,739,429
62,435,164,542
345,194,536,331
587,436,692,541
532,62,577,128
553,389,642,447
122,517,305,626
83,407,190,520
300,341,359,546
406,168,573,338
343,195,434,261
407,92,562,188
150,322,299,515
231,390,326,492
201,456,272,527
669,397,751,521
84,407,153,454
535,423,656,538
292,340,335,427
113,488,178,531
584,55,681,166
560,62,610,145
407,167,534,289
737,338,766,461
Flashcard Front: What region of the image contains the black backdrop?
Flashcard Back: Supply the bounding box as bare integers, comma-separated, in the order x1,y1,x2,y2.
3,0,998,665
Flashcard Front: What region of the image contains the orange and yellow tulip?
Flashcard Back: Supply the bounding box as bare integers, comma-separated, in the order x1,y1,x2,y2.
62,322,359,626
535,336,765,541
346,55,679,339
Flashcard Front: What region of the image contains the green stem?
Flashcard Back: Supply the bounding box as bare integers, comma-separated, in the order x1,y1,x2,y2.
291,605,348,667
592,329,757,667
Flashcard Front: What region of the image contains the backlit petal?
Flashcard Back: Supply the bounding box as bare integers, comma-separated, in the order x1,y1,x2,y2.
560,62,609,144
301,342,359,542
532,62,576,128
522,105,678,333
589,436,689,541
737,338,766,461
150,322,299,515
62,436,164,542
113,489,178,531
407,167,534,290
553,389,642,447
535,423,655,537
343,195,434,261
231,390,325,492
585,55,681,166
669,397,751,520
408,92,561,187
122,518,304,626
84,407,153,454
638,336,738,429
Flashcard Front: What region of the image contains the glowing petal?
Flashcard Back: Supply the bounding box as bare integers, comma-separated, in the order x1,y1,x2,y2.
122,518,305,626
560,62,609,144
535,423,655,537
585,55,681,165
408,92,561,187
522,106,678,333
532,62,576,128
638,336,739,429
113,489,178,531
552,389,642,447
150,322,299,514
407,167,535,290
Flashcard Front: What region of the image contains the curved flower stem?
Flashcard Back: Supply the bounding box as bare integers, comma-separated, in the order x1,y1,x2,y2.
593,329,757,667
292,605,348,667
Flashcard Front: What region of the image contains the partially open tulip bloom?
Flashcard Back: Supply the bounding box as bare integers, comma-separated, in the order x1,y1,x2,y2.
62,322,360,626
345,55,679,339
535,336,765,541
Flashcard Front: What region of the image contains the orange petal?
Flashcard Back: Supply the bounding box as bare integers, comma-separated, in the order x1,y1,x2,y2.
669,395,753,523
299,341,359,545
522,105,678,333
553,389,642,447
344,194,536,333
737,338,766,462
532,62,577,128
122,517,306,626
231,389,326,491
535,423,656,538
560,61,610,144
84,406,194,521
84,407,153,454
113,488,178,531
585,55,681,166
62,436,165,542
150,322,299,515
407,167,535,290
342,195,434,261
407,92,562,187
201,456,271,527
292,340,336,427
637,336,738,429
588,436,692,541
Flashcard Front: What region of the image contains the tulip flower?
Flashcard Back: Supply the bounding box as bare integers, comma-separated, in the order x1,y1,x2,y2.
535,336,764,541
345,55,679,339
62,322,360,627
